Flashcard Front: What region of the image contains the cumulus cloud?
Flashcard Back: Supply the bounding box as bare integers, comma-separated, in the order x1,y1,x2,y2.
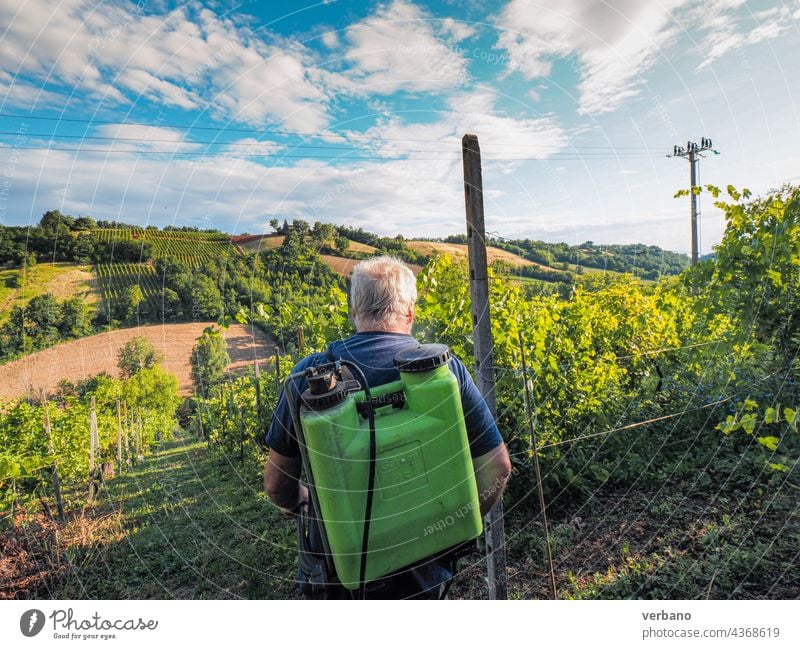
440,17,477,42
0,89,566,237
495,0,687,115
494,0,795,115
0,0,330,129
337,0,470,95
692,1,795,70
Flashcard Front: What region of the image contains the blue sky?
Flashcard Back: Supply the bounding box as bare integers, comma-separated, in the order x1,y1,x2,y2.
1,0,799,253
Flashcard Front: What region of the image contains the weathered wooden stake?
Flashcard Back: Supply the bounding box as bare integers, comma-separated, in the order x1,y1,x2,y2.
518,330,557,599
239,407,245,464
116,399,123,475
463,133,508,600
41,391,64,522
123,401,131,467
89,395,98,501
254,359,262,424
297,325,305,352
136,410,143,459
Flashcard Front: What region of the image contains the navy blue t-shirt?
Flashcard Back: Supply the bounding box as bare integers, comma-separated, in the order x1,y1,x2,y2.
265,331,504,596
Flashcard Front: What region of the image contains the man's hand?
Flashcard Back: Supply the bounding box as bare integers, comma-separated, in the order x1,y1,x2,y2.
280,484,309,518
472,443,512,516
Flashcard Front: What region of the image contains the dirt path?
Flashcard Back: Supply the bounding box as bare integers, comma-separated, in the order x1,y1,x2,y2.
0,322,277,400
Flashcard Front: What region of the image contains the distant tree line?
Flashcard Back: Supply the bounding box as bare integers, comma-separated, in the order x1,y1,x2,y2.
416,234,689,279
0,293,93,362
0,211,225,267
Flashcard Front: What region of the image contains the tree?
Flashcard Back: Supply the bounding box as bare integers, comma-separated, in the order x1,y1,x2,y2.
336,236,350,254
269,218,280,232
23,251,36,269
60,297,92,338
160,287,182,320
39,209,67,231
189,275,222,319
191,328,230,396
118,336,163,378
115,284,144,321
73,216,97,230
25,293,61,343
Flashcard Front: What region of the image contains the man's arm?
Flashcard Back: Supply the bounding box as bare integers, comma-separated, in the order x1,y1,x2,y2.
472,442,512,516
264,450,308,515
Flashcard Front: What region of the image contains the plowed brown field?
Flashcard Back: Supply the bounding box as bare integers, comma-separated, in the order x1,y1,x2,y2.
0,322,277,400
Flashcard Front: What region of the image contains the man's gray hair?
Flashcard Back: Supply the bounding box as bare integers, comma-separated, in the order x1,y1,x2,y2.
350,256,417,330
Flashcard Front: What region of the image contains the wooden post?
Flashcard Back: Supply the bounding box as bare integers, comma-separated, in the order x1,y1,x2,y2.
116,399,123,474
254,359,262,426
239,406,245,464
42,391,64,522
123,401,131,468
274,354,281,395
136,410,143,459
462,133,508,600
89,395,98,501
518,331,557,599
297,325,305,352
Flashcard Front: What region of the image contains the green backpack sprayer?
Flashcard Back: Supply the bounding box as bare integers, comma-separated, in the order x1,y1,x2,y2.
284,343,483,595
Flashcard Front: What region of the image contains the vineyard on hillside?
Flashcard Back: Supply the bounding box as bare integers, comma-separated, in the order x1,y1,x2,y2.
95,262,160,316
0,185,797,600
92,228,240,266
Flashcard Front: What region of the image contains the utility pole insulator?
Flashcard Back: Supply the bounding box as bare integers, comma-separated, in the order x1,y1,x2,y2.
670,136,718,266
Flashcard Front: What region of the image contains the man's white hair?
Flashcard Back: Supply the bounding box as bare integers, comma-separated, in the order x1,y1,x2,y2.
350,256,417,331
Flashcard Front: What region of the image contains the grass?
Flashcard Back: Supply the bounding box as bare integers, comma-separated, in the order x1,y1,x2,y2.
3,429,796,600
0,262,98,325
50,434,299,599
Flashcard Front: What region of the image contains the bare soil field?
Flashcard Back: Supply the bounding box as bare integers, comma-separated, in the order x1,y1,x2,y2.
231,234,377,255
406,241,560,271
320,254,422,277
0,322,277,400
230,234,284,252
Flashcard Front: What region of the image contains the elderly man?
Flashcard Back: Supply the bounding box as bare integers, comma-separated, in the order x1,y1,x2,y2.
264,255,511,599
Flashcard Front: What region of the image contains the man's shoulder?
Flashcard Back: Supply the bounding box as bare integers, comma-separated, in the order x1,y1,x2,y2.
292,350,330,373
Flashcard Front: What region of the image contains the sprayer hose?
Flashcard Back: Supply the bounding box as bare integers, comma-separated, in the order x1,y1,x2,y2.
340,360,376,600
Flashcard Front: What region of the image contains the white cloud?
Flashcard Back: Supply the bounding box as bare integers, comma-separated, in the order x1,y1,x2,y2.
494,0,795,115
219,138,284,156
0,89,566,238
693,1,794,70
322,30,340,49
495,0,687,115
338,0,470,95
0,0,330,129
92,124,201,153
440,18,477,42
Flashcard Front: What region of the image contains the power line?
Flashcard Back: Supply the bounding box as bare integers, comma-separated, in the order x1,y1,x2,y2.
0,130,669,157
0,143,666,162
0,112,664,151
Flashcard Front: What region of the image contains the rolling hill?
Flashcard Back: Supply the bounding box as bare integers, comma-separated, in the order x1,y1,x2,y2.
0,322,276,400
